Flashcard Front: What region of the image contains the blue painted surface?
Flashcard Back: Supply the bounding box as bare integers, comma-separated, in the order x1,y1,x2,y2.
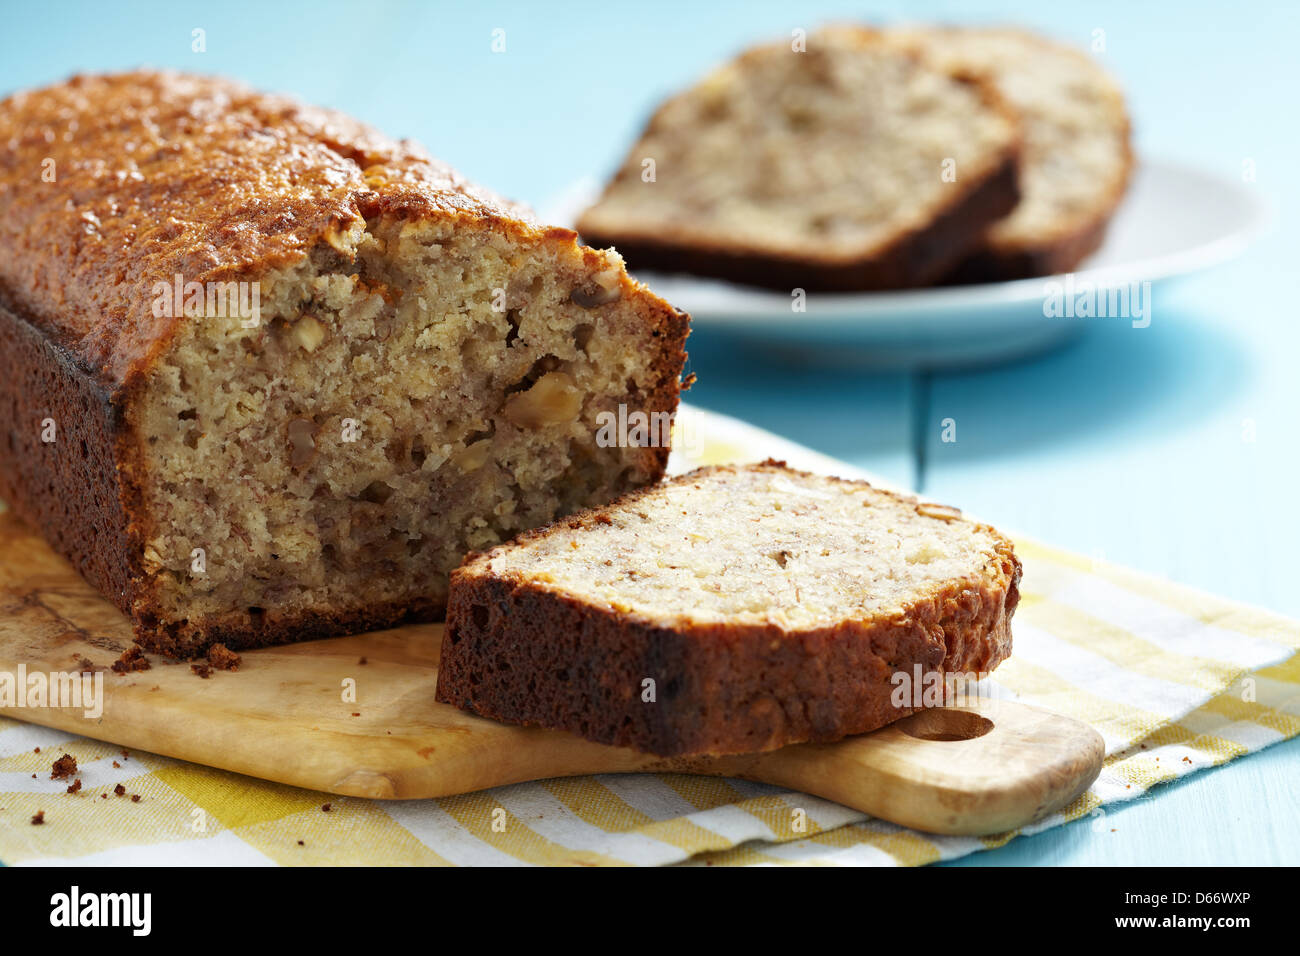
1,0,1297,865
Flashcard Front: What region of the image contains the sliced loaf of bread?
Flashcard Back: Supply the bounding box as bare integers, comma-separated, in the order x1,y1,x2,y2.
0,71,690,658
575,27,1021,292
435,461,1021,756
888,26,1132,281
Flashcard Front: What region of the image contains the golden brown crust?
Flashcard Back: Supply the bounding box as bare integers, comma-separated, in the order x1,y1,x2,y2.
435,460,1021,757
0,70,553,389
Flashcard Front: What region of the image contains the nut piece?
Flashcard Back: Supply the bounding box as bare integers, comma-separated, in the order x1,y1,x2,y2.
294,315,326,352
916,502,962,521
503,372,582,428
287,418,317,469
453,439,493,472
570,269,621,308
323,218,362,253
363,164,392,188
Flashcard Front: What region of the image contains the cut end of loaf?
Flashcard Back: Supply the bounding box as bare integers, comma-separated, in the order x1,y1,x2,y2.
131,216,688,656
437,461,1021,757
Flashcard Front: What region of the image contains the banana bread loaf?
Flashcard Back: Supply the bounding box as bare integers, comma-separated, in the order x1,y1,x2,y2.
0,71,689,658
436,461,1021,756
575,27,1022,291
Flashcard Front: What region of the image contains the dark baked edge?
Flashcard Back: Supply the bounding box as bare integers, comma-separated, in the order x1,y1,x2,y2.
134,594,447,658
435,460,1022,757
0,295,142,617
580,149,1020,292
942,85,1135,284
941,215,1111,284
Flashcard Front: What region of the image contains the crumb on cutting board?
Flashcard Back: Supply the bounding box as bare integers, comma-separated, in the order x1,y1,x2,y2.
207,643,241,671
112,645,151,674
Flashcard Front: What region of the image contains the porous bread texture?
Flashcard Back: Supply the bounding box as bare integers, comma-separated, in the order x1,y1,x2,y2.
888,26,1132,277
476,463,1008,628
137,217,681,652
437,461,1021,756
576,27,1020,290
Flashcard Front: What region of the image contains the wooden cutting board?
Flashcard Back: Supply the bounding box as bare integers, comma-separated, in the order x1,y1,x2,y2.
0,512,1103,836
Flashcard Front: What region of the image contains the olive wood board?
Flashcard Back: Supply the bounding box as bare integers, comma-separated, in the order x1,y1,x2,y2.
0,512,1103,836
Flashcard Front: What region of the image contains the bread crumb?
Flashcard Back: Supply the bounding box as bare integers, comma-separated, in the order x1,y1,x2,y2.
50,753,77,780
33,746,40,754
207,643,241,671
66,778,82,795
190,662,212,678
31,811,45,825
113,784,126,797
112,761,121,769
130,794,141,803
111,645,151,675
321,803,332,812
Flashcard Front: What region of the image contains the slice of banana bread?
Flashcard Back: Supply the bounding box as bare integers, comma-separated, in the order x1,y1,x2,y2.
575,27,1021,292
436,461,1021,757
888,26,1132,281
0,71,689,657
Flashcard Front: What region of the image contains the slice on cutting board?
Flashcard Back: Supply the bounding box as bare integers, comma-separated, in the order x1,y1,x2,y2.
888,25,1133,281
435,460,1022,757
575,26,1022,292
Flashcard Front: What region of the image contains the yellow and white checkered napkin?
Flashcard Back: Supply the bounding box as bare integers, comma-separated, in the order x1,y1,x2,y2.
2,405,1297,865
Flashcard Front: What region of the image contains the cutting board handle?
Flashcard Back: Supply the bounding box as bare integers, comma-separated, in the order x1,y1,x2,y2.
692,697,1105,836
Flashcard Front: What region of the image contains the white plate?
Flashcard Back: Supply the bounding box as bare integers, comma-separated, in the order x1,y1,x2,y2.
547,160,1268,368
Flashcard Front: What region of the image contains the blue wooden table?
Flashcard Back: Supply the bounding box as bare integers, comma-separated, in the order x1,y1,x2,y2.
3,0,1296,865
